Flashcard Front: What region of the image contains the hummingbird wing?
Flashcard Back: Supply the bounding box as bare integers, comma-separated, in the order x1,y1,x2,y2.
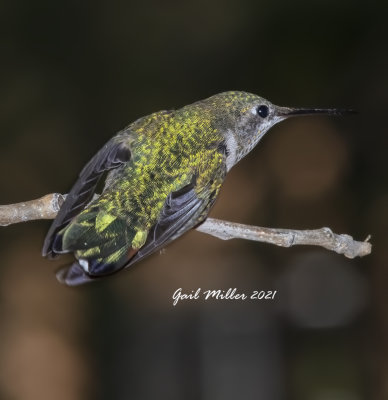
56,168,225,286
42,136,131,257
125,176,209,267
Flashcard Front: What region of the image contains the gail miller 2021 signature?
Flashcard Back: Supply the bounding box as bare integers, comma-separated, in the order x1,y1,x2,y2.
172,288,277,306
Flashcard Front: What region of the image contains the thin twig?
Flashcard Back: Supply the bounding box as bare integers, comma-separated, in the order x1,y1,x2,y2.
0,193,371,258
196,218,371,259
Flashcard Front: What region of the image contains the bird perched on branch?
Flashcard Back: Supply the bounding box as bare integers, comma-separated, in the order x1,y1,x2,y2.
43,91,352,285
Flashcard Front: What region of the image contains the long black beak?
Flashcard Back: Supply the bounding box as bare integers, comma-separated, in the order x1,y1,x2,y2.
281,107,357,117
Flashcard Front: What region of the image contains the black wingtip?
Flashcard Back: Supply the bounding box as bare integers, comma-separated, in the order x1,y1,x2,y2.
42,233,69,257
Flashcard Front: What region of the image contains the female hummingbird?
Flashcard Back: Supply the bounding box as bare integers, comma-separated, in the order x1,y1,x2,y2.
43,91,351,285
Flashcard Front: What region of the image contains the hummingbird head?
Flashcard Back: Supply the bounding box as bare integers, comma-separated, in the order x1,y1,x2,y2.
206,91,355,171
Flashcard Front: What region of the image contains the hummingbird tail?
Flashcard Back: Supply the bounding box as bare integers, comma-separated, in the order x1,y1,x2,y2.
56,262,95,286
52,205,139,284
55,250,136,286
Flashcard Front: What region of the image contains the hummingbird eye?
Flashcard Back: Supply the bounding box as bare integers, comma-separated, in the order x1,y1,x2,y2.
256,105,269,118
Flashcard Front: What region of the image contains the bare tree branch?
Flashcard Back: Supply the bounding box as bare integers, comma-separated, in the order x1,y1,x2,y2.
0,193,66,226
0,193,371,258
197,218,371,259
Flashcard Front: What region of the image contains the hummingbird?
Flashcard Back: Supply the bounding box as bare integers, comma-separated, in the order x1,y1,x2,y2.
43,91,352,286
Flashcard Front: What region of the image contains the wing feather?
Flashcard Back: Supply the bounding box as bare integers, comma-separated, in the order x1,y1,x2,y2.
42,138,131,256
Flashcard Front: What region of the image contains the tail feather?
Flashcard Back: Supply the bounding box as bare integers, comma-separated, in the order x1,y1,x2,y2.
52,207,137,281
56,263,96,286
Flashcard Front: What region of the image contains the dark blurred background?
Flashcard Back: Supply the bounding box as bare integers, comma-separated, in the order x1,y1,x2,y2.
0,0,387,399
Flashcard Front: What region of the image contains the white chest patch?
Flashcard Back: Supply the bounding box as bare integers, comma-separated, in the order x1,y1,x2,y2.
225,132,238,171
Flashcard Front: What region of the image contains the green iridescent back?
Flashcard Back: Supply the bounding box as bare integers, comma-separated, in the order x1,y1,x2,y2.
60,95,237,267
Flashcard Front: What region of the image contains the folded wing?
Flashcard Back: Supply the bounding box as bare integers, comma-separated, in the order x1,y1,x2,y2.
42,137,131,257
